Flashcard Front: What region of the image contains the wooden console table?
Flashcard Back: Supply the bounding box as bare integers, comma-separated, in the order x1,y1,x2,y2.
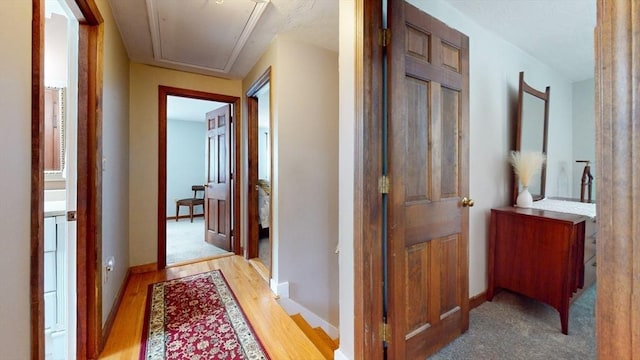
488,207,587,334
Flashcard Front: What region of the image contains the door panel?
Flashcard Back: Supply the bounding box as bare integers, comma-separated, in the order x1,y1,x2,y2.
388,1,470,358
205,105,232,251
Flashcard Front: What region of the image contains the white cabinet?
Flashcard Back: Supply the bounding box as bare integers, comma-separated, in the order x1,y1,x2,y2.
44,215,67,360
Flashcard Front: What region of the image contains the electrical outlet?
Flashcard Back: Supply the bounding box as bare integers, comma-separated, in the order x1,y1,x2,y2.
106,256,115,271
104,256,115,283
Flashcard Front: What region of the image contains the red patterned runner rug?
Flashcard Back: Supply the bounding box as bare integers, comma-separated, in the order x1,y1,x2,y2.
139,270,269,360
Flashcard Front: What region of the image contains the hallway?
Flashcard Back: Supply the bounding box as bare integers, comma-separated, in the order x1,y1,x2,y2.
99,256,324,359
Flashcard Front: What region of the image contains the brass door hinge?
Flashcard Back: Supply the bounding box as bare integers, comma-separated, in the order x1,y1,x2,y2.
379,28,390,47
379,175,390,194
381,322,391,343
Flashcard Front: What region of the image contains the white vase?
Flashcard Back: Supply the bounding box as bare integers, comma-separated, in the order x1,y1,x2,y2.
516,186,533,208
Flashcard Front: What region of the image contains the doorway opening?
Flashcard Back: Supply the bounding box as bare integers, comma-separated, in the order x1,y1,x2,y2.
164,95,232,265
33,0,104,358
245,69,272,279
158,86,242,269
43,1,79,359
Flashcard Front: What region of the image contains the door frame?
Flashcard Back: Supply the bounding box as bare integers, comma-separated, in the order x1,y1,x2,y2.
157,86,242,269
245,67,271,261
594,0,640,357
31,0,104,359
353,0,385,358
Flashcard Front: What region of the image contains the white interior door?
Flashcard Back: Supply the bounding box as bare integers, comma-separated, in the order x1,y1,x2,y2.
64,6,79,359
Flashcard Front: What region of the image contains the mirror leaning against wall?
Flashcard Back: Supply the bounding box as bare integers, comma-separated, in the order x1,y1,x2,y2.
44,86,66,178
512,71,550,205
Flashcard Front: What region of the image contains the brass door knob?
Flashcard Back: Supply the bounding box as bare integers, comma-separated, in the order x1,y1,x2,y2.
462,197,475,207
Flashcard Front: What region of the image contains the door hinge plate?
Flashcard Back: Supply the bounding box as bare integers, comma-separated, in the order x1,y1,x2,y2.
379,28,390,47
66,210,77,222
381,322,391,343
379,175,390,194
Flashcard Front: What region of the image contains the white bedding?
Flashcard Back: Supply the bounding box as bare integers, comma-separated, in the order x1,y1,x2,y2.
258,181,270,228
530,198,597,220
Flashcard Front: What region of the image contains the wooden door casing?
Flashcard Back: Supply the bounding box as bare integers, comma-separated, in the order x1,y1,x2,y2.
205,105,232,251
245,68,270,260
387,2,470,358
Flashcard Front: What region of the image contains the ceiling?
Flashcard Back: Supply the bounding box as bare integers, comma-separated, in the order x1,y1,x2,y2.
441,0,596,82
108,0,338,79
108,0,595,82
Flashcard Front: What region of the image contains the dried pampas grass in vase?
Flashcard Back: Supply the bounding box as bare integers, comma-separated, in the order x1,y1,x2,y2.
509,150,546,207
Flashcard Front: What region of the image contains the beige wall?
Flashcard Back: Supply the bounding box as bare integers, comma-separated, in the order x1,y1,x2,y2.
244,36,340,328
128,63,242,266
243,41,277,279
97,0,131,326
277,35,340,327
0,2,32,358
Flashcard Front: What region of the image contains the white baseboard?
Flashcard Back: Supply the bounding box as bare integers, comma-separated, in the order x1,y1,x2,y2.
270,280,289,298
333,349,350,360
277,297,339,339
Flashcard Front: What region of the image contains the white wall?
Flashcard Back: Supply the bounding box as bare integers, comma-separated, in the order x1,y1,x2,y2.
337,0,356,358
128,63,242,266
97,0,131,327
167,119,206,217
0,2,32,358
44,13,68,88
409,0,574,297
572,78,596,200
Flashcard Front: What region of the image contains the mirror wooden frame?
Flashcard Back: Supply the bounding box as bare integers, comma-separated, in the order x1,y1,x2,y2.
512,71,550,204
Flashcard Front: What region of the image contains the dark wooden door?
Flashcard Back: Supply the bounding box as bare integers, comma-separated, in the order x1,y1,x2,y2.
205,105,232,251
387,2,470,358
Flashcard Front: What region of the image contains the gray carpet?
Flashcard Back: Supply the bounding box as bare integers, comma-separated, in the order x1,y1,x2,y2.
166,218,229,264
430,285,596,359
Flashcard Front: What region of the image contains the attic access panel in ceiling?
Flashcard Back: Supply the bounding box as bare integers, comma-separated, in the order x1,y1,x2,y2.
146,0,269,74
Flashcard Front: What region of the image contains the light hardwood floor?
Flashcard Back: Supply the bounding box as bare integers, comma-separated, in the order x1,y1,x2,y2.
99,255,325,359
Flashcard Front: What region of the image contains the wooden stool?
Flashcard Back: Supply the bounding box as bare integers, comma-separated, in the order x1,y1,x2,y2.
175,185,205,222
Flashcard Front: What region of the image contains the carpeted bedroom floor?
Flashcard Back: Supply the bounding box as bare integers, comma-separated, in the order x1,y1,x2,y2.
166,218,229,265
430,285,596,359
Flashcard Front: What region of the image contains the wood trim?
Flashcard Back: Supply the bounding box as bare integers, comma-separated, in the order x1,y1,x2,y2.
33,1,105,359
100,269,131,347
158,89,168,269
354,0,384,358
595,1,640,358
130,263,159,274
75,0,103,24
76,20,104,359
246,96,259,259
469,292,487,310
245,67,271,260
158,86,241,270
233,92,242,259
31,1,45,359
